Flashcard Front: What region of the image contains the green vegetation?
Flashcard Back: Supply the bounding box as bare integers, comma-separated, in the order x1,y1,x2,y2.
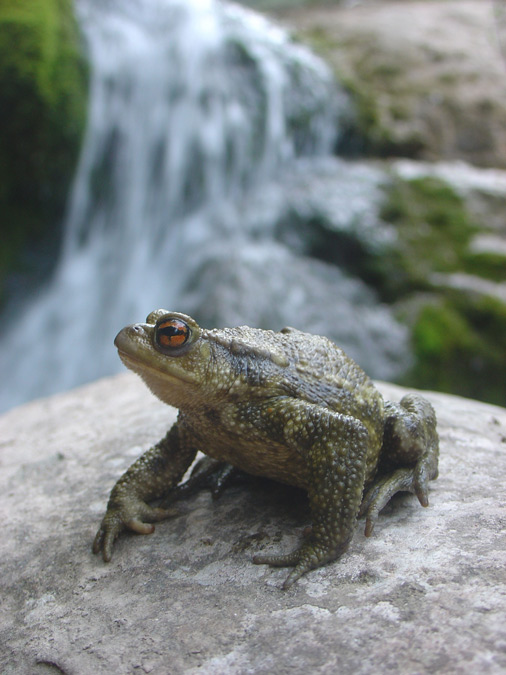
338,49,417,157
377,176,477,297
299,27,417,155
0,0,88,300
376,176,506,406
408,296,506,404
463,249,506,283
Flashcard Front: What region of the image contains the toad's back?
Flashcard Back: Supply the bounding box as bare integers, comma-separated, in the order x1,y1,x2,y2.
203,324,385,452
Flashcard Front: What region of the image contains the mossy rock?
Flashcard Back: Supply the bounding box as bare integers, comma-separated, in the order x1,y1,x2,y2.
372,174,506,406
0,0,88,300
375,175,478,297
405,296,506,406
281,2,506,166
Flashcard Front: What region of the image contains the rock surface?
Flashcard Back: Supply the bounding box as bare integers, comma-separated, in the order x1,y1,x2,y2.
274,0,506,167
1,373,506,674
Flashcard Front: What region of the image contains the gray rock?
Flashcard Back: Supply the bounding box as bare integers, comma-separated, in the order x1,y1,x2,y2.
1,373,506,674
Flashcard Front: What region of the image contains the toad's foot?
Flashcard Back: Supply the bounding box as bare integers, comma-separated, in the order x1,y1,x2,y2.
359,394,439,537
92,424,197,561
359,466,429,537
253,539,349,590
93,490,178,562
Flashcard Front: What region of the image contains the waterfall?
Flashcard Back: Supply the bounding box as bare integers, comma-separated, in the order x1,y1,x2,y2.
0,0,409,413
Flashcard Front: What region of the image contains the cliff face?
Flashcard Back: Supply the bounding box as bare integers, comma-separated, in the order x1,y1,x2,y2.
0,0,87,300
1,372,505,673
270,1,506,168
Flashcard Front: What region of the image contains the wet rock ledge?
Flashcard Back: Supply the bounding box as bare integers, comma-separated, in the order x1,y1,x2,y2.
1,373,505,674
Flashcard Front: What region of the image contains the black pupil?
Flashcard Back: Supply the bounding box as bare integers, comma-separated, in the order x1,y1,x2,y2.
156,319,188,349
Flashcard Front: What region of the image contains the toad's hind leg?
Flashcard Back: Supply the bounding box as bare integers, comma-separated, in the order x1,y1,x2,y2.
359,394,439,537
253,402,370,589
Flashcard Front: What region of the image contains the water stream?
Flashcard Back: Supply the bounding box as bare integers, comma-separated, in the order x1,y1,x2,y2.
0,0,409,412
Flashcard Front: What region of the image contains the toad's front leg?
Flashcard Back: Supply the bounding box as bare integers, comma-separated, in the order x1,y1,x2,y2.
93,422,197,561
253,402,369,589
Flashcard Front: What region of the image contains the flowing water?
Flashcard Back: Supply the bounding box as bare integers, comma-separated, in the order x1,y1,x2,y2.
0,0,409,412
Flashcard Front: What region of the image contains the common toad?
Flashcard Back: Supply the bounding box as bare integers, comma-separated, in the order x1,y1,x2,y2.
93,310,438,588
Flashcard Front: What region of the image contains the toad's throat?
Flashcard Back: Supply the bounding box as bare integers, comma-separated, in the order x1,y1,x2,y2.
116,349,195,386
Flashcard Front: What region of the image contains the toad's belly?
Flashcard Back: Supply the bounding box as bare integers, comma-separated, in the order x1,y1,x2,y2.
183,417,309,489
210,438,309,489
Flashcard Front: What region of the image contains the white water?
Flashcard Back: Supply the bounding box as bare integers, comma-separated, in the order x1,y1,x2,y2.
0,0,408,412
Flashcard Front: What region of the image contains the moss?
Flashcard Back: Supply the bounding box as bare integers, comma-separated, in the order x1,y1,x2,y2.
372,174,505,405
375,176,478,297
339,74,387,150
324,35,426,158
329,70,424,158
286,28,395,156
405,297,506,406
462,251,506,283
0,0,88,301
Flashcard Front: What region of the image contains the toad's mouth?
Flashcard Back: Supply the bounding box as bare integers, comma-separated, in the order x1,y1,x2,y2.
116,348,195,386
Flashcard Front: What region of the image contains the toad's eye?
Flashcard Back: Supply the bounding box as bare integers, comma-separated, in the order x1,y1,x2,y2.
154,317,190,353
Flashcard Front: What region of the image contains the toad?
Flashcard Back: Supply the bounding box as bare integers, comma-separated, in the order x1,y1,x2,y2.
93,310,438,588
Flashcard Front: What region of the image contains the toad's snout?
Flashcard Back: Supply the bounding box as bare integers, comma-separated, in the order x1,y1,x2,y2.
114,324,149,353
